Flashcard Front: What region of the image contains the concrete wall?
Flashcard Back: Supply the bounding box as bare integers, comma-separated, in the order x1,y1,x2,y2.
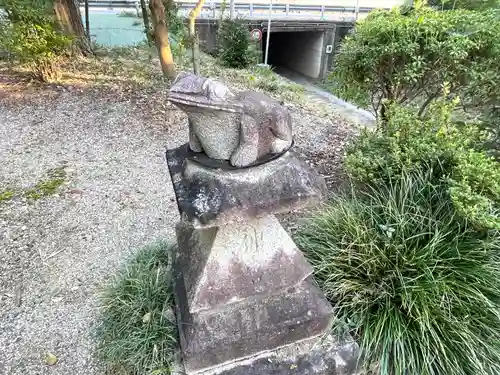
267,31,325,78
195,20,219,54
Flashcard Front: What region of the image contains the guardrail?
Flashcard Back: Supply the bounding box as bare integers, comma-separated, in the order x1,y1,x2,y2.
82,0,381,19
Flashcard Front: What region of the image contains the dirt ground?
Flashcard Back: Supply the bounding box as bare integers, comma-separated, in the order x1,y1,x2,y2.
0,54,355,375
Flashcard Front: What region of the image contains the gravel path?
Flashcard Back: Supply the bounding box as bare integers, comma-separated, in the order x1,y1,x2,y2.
0,78,354,375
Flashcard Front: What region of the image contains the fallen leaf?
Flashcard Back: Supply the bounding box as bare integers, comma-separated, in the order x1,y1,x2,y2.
142,312,152,323
14,282,22,307
45,352,58,366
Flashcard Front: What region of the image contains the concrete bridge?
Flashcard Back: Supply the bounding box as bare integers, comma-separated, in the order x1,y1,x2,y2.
190,0,405,79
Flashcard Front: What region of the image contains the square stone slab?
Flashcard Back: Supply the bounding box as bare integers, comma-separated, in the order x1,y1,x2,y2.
166,143,327,228
174,271,335,374
202,334,359,375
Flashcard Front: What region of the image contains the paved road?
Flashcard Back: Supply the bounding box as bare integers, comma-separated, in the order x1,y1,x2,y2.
274,66,376,127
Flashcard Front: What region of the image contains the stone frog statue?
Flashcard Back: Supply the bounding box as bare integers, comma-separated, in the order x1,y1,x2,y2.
167,72,293,168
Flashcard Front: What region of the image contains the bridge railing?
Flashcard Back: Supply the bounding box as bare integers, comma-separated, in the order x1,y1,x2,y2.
82,0,384,20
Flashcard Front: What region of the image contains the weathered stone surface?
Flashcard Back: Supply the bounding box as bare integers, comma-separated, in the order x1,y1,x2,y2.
167,72,293,167
176,215,314,313
173,215,339,374
173,270,334,374
166,143,327,228
204,334,359,375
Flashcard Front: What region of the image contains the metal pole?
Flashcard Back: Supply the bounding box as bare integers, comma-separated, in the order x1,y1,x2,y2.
229,0,235,19
264,0,272,66
355,0,360,20
85,0,90,42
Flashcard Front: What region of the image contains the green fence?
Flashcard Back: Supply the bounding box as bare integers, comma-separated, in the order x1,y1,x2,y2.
84,11,145,46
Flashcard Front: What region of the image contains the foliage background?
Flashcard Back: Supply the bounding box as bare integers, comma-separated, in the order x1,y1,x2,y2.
329,3,500,119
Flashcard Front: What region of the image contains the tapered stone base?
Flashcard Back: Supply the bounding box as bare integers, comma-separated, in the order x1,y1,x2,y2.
172,215,355,374
175,215,314,313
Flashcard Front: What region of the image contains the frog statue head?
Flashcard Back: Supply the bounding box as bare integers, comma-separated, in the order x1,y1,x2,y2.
167,72,293,168
167,72,241,111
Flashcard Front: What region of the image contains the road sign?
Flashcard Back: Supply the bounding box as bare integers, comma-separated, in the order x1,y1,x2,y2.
250,28,263,42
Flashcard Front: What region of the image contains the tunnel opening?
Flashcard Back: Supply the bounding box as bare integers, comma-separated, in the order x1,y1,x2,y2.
261,30,325,79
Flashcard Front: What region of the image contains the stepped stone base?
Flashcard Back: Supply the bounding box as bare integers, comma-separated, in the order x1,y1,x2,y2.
203,334,359,375
173,269,337,374
166,144,360,375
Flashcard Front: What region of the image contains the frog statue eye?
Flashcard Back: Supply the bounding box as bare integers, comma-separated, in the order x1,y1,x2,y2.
211,83,228,100
202,79,231,101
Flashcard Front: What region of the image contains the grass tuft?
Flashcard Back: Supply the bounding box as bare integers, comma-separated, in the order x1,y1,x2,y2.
0,190,15,202
296,171,500,375
196,59,306,105
24,167,66,200
97,242,178,375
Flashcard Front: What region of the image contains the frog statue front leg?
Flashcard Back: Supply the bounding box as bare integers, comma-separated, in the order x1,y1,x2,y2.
230,114,260,168
188,118,203,153
230,112,293,167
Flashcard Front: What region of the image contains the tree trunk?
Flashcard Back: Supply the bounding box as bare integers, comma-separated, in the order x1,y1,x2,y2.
188,0,205,75
53,0,92,55
140,0,152,45
379,99,394,130
149,0,176,78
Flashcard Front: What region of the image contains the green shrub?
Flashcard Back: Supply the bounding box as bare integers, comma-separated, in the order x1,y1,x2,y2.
330,2,500,118
164,0,185,41
449,150,500,229
296,171,500,375
97,242,178,375
118,10,138,18
217,18,258,69
346,99,500,229
429,0,499,10
480,107,500,159
0,0,71,81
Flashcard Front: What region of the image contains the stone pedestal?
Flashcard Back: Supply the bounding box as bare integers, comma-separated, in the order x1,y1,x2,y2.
166,144,359,375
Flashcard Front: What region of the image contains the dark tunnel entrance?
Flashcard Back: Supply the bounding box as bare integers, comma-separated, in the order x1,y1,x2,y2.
261,30,326,79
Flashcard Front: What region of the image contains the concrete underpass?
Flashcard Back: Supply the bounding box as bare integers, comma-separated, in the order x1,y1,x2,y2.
263,30,327,79
196,19,352,80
